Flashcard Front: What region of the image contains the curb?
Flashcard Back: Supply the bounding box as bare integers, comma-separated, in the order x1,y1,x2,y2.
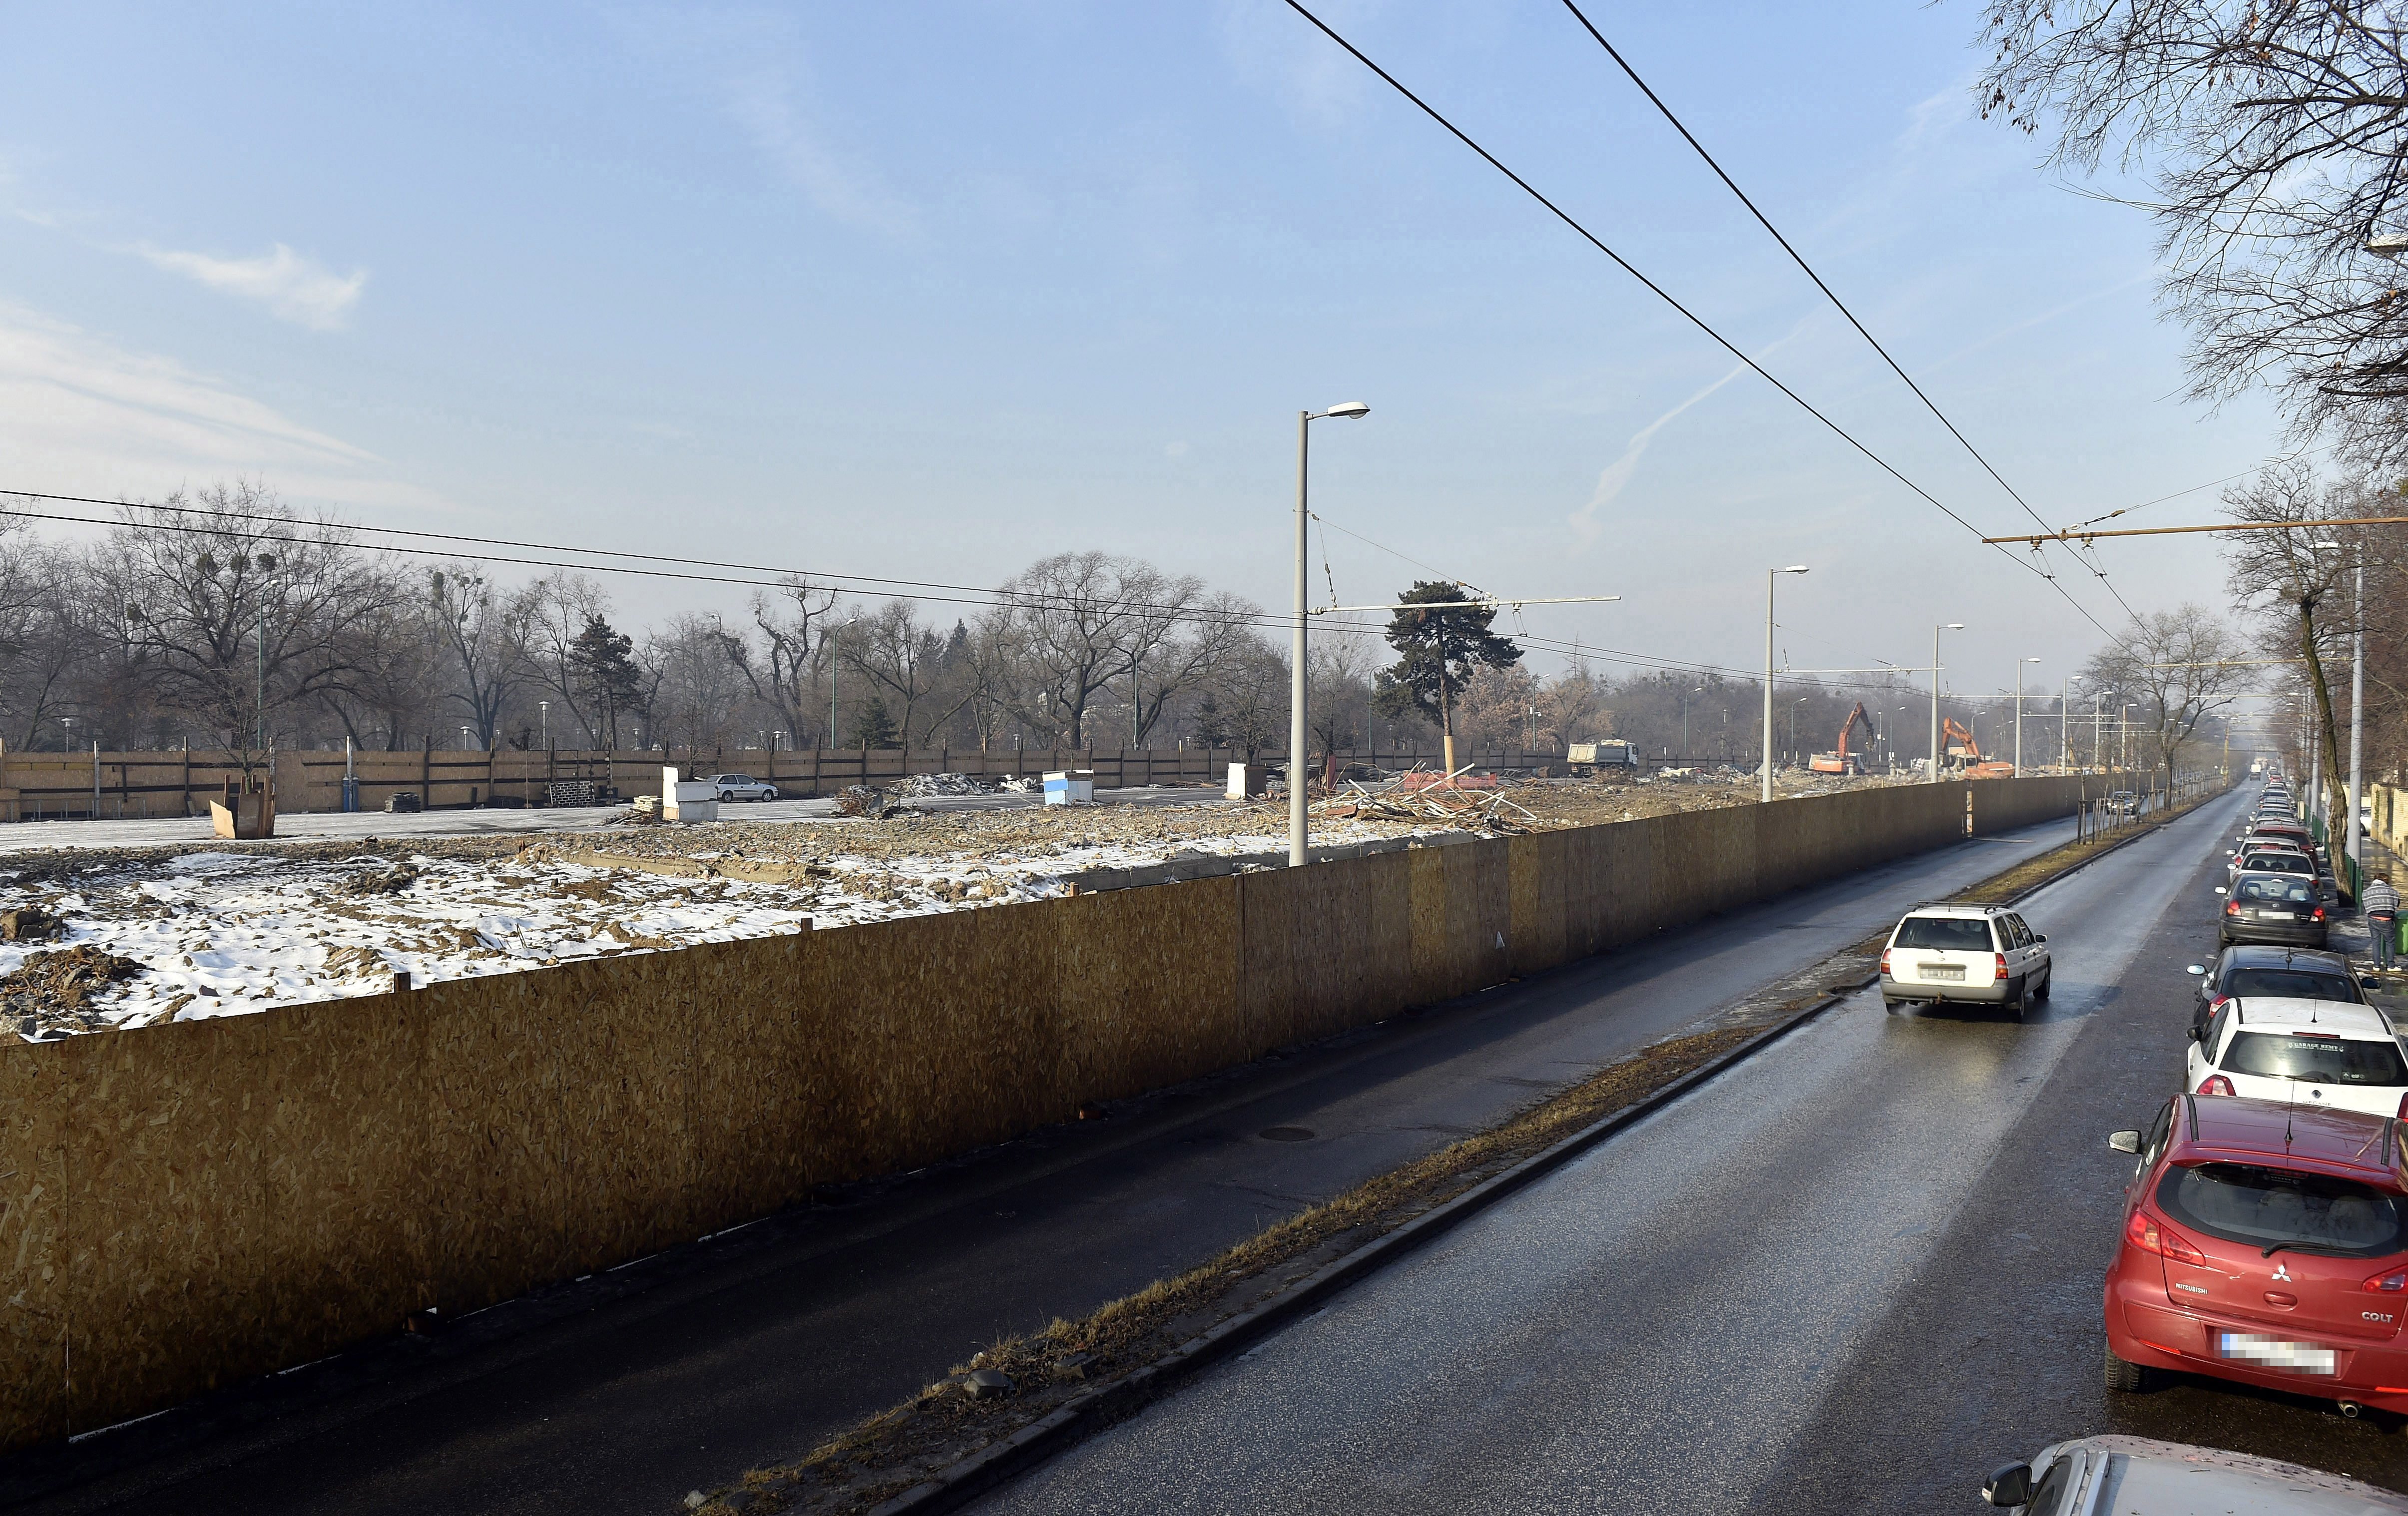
844,788,2230,1515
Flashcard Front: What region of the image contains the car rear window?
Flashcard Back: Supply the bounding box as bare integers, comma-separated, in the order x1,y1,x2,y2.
2236,876,2317,904
2224,968,2363,1003
2242,853,2314,873
1892,916,1994,951
2158,1162,2408,1255
2222,1032,2408,1085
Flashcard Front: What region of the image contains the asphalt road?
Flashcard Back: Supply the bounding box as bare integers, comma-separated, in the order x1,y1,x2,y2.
2,815,2083,1516
979,786,2408,1515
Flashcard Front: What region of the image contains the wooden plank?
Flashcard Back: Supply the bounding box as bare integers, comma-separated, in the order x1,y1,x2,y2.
0,1044,68,1451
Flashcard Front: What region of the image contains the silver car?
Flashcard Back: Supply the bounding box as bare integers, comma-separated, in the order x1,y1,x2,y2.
1984,1435,2408,1512
708,772,779,802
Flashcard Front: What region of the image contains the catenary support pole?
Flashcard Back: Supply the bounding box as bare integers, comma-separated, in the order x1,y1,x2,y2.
1290,409,1310,868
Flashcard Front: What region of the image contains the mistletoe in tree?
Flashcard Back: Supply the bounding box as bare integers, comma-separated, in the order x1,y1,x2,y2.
1371,581,1521,772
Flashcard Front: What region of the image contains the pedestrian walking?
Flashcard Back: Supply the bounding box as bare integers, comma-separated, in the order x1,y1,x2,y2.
2365,872,2401,972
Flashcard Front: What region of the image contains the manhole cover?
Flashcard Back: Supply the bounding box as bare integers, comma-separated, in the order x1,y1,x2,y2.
1259,1126,1315,1142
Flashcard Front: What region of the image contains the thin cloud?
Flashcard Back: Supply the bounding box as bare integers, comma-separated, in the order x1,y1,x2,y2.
137,243,367,331
0,303,445,514
725,66,917,237
1566,365,1748,549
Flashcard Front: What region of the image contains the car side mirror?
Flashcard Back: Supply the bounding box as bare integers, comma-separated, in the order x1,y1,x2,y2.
2108,1130,2143,1153
1983,1461,2035,1508
2189,1023,2206,1041
2215,886,2229,895
2187,964,2206,975
2034,934,2046,944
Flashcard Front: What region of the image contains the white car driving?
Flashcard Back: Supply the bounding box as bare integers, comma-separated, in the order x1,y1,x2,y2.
1879,903,2052,1018
2186,997,2408,1119
709,772,779,802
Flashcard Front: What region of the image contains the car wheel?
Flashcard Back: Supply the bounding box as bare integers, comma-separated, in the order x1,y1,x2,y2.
2034,968,2053,1002
2104,1342,2153,1394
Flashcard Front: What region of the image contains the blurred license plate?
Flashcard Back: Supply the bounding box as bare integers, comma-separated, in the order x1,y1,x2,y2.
1919,963,1964,981
2219,1333,2335,1375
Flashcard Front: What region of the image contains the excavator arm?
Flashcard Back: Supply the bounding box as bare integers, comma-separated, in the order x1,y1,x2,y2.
1835,703,1873,760
1942,718,1982,761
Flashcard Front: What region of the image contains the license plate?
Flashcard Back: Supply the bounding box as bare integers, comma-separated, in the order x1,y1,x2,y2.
1918,963,1965,981
2219,1332,2336,1375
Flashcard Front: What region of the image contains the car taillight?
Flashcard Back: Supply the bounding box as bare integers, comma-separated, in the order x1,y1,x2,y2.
1879,948,1891,977
2225,900,2242,915
2369,1266,2408,1293
1993,952,2008,981
2207,993,2230,1009
2314,906,2326,920
2198,1075,2235,1096
2126,1208,2207,1265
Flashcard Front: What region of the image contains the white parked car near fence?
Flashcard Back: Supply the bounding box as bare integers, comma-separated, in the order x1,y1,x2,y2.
2185,998,2408,1118
709,773,779,802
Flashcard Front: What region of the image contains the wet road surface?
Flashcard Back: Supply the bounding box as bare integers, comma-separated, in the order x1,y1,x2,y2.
979,787,2408,1514
5,816,2082,1516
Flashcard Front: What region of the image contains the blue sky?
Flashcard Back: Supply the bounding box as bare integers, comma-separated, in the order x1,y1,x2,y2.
0,1,2289,703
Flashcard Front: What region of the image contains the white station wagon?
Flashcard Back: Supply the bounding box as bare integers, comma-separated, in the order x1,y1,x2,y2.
1880,903,2052,1018
2186,997,2408,1119
708,772,779,802
1983,1434,2408,1512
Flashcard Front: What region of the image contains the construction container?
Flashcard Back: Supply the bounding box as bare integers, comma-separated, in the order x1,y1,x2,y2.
1044,770,1094,806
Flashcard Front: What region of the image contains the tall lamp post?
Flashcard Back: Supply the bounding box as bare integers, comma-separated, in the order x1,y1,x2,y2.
1762,566,1809,801
1291,401,1371,867
1929,623,1964,781
828,610,861,751
2014,657,2041,775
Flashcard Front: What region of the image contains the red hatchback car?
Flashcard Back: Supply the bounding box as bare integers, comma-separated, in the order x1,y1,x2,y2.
2106,1095,2408,1417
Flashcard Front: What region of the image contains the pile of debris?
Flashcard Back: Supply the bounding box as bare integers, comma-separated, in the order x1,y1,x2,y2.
833,785,905,818
897,772,993,798
3,944,149,1036
1311,768,1540,832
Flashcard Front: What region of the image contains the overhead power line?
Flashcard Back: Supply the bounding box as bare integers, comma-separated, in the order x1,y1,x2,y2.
1277,0,2124,645
1553,0,2149,636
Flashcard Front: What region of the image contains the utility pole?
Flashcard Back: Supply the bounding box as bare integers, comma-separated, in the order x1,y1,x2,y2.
1929,623,1963,781
2014,658,2040,776
1763,566,1808,802
1290,401,1370,867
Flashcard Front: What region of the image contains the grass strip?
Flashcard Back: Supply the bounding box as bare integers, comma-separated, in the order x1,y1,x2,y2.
692,785,2230,1515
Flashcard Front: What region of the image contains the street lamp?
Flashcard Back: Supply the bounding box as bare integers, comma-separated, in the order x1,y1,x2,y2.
1930,624,1964,781
1762,566,1809,801
2014,658,2041,776
829,610,861,750
1681,685,1704,759
1291,400,1371,867
1788,695,1808,765
540,701,549,749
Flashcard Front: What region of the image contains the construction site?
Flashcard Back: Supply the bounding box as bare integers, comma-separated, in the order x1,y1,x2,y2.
0,761,1920,1040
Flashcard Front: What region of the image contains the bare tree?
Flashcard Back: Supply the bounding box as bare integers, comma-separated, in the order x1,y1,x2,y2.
514,572,612,745
998,553,1146,747
716,577,837,745
425,566,532,750
1974,2,2408,465
2225,462,2354,817
100,483,411,764
2078,603,2254,790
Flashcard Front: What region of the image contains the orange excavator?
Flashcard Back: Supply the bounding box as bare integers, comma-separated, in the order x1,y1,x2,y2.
1944,718,2016,779
1809,703,1876,774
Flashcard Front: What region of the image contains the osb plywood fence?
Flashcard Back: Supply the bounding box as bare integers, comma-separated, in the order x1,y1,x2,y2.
0,746,1572,820
0,776,2089,1450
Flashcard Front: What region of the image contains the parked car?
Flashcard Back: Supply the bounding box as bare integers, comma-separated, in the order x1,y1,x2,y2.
708,773,779,802
2102,1096,2408,1421
1879,904,2051,1017
2226,845,2317,886
2186,945,2372,1038
2185,998,2408,1119
2246,818,2320,863
1982,1434,2408,1512
2217,872,2330,948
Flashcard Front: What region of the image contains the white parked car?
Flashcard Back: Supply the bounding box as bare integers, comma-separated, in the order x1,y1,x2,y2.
708,772,779,802
1983,1434,2408,1512
2186,997,2408,1119
1879,903,2052,1018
